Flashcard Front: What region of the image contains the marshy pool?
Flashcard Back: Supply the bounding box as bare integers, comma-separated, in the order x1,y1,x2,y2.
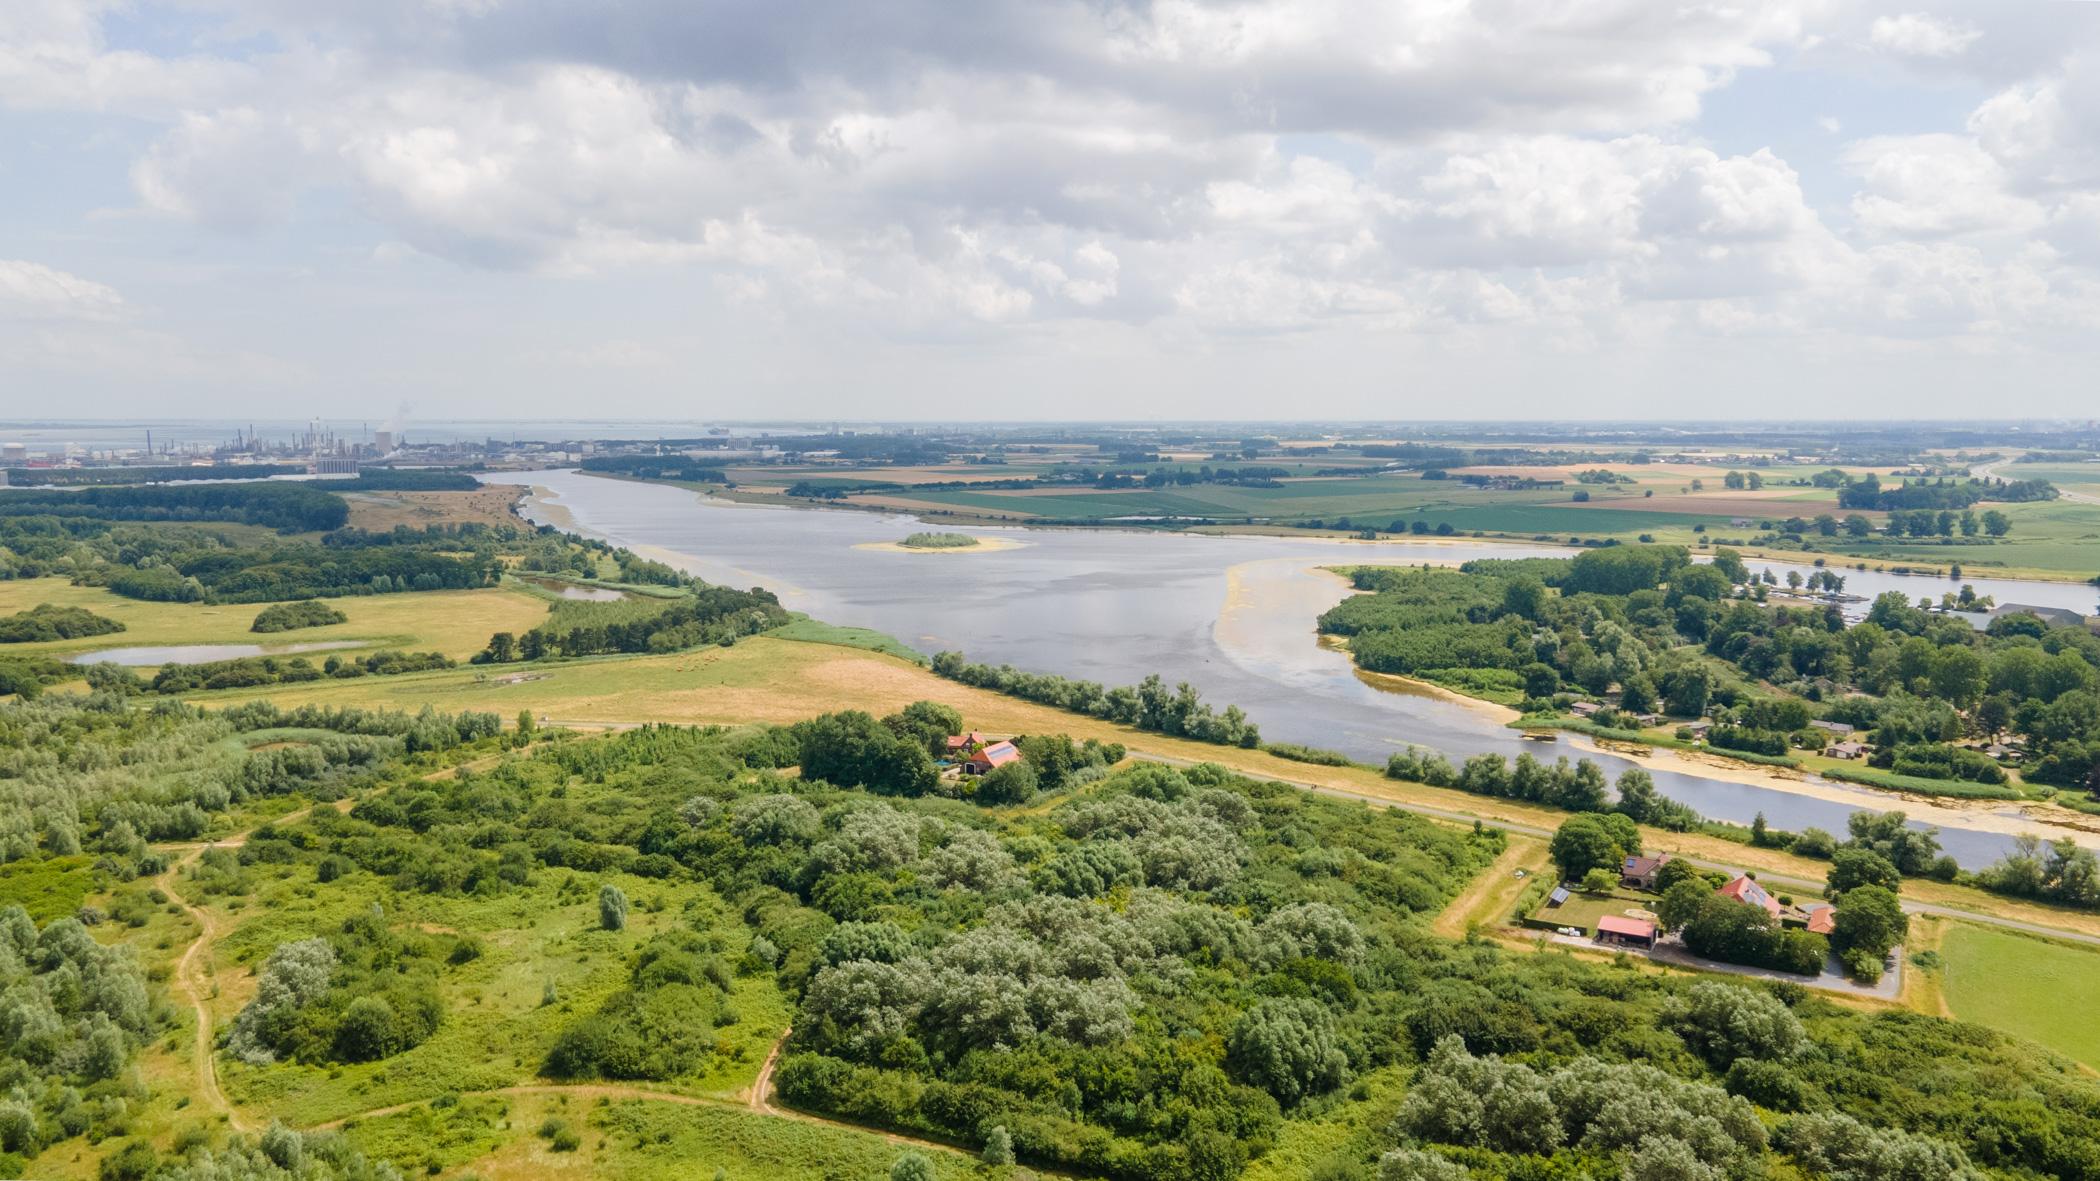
68,641,366,666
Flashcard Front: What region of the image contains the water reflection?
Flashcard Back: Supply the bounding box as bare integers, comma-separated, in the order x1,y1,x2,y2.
499,469,2099,867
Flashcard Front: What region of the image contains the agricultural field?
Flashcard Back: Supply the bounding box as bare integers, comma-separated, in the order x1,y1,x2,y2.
1940,924,2100,1070
0,576,554,664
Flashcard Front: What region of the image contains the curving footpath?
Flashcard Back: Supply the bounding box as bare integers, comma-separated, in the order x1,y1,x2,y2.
157,843,258,1134
152,763,989,1166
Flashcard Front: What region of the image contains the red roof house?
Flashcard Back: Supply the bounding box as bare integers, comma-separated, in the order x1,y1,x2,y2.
1804,904,1837,935
964,741,1021,775
945,731,994,752
1621,853,1672,889
1719,875,1781,919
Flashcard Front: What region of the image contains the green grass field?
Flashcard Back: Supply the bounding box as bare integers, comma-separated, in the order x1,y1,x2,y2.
1528,886,1661,934
215,854,789,1127
0,577,552,664
1941,924,2100,1070
765,615,926,663
339,1093,984,1181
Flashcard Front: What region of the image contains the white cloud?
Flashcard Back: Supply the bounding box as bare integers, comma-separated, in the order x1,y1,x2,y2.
1869,13,1982,59
8,0,2100,414
0,259,124,318
1845,134,2045,238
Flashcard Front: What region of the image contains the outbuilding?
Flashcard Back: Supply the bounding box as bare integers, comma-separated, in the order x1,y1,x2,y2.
1596,915,1657,948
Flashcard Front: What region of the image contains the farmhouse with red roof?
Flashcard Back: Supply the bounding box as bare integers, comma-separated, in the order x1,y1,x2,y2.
1718,874,1781,919
963,740,1021,775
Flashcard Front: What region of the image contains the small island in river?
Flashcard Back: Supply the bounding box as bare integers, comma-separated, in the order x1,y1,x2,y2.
855,530,1026,554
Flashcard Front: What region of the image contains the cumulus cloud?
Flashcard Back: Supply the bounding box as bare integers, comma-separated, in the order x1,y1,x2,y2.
9,0,2100,413
1845,134,2045,238
1868,13,1982,59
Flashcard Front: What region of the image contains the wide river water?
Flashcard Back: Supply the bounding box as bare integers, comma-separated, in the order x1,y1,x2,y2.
500,469,2100,868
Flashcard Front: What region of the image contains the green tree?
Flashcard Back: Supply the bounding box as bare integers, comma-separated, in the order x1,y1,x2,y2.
1226,997,1349,1106
331,996,403,1062
1501,577,1549,621
1929,646,1987,708
1521,662,1562,698
1828,884,1907,960
1827,847,1902,897
796,710,939,796
1657,879,1712,932
890,1151,935,1181
599,884,630,931
983,1125,1015,1166
974,759,1038,805
1550,814,1631,882
1664,980,1806,1066
1982,510,2011,537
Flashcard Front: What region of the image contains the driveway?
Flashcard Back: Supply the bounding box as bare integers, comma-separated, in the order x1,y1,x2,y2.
1548,932,1902,999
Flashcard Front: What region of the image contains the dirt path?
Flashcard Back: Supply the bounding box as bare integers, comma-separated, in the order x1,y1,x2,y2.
748,1026,789,1114
145,747,532,1137
156,845,257,1134
1432,839,1541,939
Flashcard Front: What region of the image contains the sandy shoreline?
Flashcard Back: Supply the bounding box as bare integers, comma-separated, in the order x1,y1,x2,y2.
519,485,580,532
1561,733,2100,850
853,536,1028,554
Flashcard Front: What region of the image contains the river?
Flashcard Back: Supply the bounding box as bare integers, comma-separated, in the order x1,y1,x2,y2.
497,469,2100,868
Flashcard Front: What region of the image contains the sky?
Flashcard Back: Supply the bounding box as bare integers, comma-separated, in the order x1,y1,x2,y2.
5,1,2100,422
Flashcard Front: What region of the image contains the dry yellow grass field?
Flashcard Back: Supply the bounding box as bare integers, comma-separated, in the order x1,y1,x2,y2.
341,486,529,531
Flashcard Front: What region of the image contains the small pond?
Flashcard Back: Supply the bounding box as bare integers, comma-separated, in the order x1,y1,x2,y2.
68,641,365,666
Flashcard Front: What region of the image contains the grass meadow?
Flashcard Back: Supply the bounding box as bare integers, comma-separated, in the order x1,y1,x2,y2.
1941,924,2100,1071
0,577,553,664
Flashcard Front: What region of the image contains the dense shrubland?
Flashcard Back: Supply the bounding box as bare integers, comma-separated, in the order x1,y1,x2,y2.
0,480,628,607
0,604,124,643
98,1124,407,1181
250,601,349,632
1331,546,2100,828
580,454,731,483
225,912,459,1065
125,716,2100,1180
930,652,1262,747
143,650,454,693
0,906,159,1176
0,482,350,531
0,694,500,870
472,582,789,662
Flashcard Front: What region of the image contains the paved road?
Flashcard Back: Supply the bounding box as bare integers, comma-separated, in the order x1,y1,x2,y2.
1545,931,1903,1000
1129,750,2100,950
